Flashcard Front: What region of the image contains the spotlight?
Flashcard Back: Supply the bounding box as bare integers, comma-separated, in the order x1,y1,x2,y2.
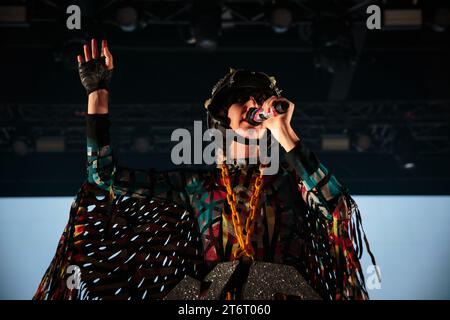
355,133,372,152
0,5,28,27
430,7,450,32
270,3,294,34
394,127,417,170
384,9,422,29
403,162,415,170
221,7,235,30
321,134,350,151
350,124,372,153
116,6,139,32
197,39,217,51
190,0,222,51
36,137,65,153
311,16,356,74
12,136,32,156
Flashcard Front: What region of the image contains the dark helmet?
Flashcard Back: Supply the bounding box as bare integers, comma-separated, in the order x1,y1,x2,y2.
204,68,283,131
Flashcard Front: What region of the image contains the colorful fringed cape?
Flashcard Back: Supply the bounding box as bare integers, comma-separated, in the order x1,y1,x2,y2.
34,114,376,300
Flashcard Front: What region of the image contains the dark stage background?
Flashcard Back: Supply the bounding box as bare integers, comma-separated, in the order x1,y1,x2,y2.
0,0,449,196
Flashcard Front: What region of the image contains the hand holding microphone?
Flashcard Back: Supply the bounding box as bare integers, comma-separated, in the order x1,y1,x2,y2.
242,95,299,152
245,99,290,126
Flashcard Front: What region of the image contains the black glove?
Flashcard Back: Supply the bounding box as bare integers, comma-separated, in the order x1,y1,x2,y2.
78,57,113,95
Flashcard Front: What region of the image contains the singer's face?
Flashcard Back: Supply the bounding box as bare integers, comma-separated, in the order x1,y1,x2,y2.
227,97,266,139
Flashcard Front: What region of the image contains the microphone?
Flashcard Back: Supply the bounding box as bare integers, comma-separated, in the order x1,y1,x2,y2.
245,101,289,126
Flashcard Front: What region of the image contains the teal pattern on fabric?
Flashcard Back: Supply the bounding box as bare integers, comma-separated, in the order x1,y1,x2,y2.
69,114,375,300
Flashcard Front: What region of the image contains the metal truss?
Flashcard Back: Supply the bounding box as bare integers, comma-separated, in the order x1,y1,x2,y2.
1,100,448,156
28,0,370,27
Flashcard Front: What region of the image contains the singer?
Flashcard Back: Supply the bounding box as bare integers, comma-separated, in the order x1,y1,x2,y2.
34,39,376,301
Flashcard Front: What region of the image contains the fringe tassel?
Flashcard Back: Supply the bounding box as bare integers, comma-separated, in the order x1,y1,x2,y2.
346,195,381,284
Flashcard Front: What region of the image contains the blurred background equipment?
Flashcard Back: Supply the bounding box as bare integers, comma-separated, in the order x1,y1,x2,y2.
383,9,422,28
190,0,222,51
269,1,295,33
0,0,449,196
36,136,65,153
11,135,33,156
0,4,27,26
429,7,450,32
116,5,139,32
355,133,372,152
394,126,417,170
321,134,350,151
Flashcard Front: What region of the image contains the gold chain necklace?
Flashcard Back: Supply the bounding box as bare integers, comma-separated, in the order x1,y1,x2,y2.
220,163,263,260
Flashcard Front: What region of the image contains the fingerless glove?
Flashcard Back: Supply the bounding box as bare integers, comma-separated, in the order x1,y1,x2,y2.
78,57,113,95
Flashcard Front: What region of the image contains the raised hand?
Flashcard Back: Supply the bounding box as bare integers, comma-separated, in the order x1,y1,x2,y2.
77,39,113,95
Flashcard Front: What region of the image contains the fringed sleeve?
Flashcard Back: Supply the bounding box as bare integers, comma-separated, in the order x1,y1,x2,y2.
86,114,157,199
285,141,377,300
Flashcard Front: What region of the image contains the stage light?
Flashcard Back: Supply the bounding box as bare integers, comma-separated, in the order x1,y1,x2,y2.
384,9,422,28
221,7,235,30
403,162,415,169
12,136,32,156
394,127,417,170
321,134,350,151
430,7,450,32
197,38,217,51
116,6,139,32
36,137,65,153
311,16,356,74
355,133,372,152
190,0,222,51
270,7,293,34
0,5,28,27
